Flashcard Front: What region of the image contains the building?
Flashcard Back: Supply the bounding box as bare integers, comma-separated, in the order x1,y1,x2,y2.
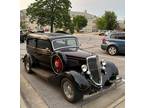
20,9,97,32
70,10,97,32
117,20,125,31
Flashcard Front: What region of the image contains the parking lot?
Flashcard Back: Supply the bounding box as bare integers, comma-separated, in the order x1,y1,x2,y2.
20,33,125,108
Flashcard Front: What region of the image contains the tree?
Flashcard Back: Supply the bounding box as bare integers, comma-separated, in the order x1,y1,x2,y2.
96,16,106,30
73,15,87,32
26,0,71,32
20,21,27,29
96,11,117,30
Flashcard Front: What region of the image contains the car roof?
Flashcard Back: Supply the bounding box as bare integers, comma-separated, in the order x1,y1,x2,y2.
28,33,75,40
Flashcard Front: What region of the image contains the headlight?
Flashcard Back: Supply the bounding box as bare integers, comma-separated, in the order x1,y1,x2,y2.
81,65,88,72
101,59,106,66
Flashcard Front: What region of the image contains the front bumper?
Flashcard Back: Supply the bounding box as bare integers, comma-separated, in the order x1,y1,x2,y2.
85,76,123,95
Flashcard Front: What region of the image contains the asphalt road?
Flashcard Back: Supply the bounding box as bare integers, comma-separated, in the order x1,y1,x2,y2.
20,33,125,108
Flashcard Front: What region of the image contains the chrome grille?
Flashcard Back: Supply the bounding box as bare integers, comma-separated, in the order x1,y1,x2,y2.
87,56,100,83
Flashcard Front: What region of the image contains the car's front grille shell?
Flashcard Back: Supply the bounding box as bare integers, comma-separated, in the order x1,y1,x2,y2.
87,56,100,83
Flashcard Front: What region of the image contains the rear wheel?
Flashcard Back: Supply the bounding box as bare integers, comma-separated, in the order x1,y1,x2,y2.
24,56,33,73
61,78,83,103
107,46,117,55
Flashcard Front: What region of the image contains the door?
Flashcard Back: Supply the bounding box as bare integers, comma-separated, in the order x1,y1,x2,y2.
36,39,52,64
27,38,37,58
115,33,125,53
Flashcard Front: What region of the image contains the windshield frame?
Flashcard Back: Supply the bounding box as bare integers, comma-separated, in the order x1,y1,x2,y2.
51,37,79,51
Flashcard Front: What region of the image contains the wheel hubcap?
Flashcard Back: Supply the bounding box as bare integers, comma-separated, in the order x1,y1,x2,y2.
63,81,74,99
108,47,116,55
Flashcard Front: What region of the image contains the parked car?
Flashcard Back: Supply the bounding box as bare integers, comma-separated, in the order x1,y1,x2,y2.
23,33,121,103
96,31,105,36
101,32,125,55
20,30,26,43
20,29,28,43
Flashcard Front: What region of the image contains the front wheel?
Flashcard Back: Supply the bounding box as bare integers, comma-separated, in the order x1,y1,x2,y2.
61,78,83,103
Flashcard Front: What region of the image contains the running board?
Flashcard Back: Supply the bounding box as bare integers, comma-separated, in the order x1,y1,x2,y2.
31,67,55,79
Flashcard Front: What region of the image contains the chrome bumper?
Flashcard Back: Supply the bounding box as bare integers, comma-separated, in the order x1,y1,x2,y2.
109,76,124,88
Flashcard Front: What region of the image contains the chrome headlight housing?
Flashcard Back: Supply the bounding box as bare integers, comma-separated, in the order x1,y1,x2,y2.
101,59,106,66
101,59,107,74
81,64,88,72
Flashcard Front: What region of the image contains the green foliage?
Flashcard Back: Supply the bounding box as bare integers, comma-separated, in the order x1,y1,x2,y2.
73,15,87,32
96,11,117,30
26,0,71,32
20,21,27,29
68,21,74,34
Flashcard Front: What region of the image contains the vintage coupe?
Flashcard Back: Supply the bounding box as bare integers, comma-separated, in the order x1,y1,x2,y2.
23,33,121,103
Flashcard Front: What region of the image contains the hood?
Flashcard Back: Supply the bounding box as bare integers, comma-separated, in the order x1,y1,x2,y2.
59,48,93,59
57,48,93,70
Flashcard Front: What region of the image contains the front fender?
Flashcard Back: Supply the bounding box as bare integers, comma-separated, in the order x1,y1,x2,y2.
102,61,119,85
105,61,119,75
59,71,90,93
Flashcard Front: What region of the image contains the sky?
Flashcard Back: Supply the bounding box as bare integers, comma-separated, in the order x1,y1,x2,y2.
20,0,125,20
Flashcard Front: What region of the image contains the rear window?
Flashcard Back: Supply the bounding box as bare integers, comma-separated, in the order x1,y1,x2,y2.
37,40,51,49
110,33,125,40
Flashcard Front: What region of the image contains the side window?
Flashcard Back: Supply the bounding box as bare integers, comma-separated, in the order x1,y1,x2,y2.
37,40,51,49
119,33,125,40
110,34,117,39
115,33,125,40
27,38,36,47
111,33,125,40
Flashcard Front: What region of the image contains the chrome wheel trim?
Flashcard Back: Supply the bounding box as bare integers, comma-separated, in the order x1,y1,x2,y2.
108,46,117,55
63,81,74,99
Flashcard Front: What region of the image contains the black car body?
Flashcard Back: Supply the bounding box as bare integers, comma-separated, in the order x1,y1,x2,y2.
23,33,121,103
20,30,27,43
20,30,25,43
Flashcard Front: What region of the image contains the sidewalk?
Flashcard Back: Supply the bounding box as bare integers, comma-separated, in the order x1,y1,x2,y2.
20,95,27,108
20,73,48,108
107,96,125,108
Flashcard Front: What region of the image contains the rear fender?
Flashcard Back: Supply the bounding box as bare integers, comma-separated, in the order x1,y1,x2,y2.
22,54,33,64
22,54,28,63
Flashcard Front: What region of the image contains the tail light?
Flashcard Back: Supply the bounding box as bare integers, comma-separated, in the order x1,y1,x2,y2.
102,37,107,44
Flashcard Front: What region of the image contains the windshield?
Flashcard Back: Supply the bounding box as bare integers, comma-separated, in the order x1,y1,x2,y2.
52,38,78,50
